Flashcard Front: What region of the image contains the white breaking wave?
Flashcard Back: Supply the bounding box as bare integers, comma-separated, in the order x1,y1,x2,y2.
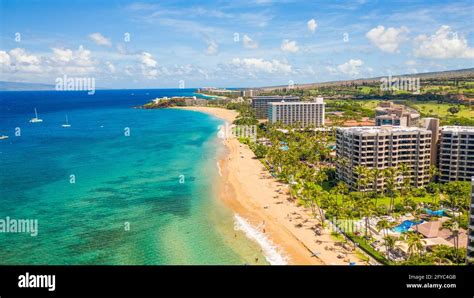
216,162,222,177
233,214,288,265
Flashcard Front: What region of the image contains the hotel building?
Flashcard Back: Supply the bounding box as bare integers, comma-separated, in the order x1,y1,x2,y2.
438,126,474,182
375,102,420,127
467,177,474,265
242,89,262,97
335,126,433,191
267,97,325,127
251,96,300,119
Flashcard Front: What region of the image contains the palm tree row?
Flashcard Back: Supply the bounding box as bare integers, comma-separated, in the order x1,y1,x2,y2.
242,116,470,265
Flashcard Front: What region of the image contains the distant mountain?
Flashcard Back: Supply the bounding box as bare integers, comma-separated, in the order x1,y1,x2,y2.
0,81,55,91
257,68,474,91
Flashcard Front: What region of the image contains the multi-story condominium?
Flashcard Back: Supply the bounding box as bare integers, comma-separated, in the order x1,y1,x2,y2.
420,118,441,166
251,96,300,119
375,102,420,127
335,126,433,191
242,89,262,97
438,126,474,182
267,98,325,127
467,177,474,265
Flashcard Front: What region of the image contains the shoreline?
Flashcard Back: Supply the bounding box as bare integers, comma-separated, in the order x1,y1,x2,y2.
194,93,228,100
174,106,364,265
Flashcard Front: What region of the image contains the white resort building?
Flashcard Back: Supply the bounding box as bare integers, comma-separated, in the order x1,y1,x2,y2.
267,97,325,127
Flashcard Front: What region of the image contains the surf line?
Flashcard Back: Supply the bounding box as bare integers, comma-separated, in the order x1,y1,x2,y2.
233,214,288,265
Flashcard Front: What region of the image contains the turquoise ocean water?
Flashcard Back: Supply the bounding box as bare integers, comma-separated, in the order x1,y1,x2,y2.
0,89,266,264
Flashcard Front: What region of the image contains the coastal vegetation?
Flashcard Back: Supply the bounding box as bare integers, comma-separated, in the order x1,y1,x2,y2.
151,75,472,265
141,97,187,108
225,103,471,265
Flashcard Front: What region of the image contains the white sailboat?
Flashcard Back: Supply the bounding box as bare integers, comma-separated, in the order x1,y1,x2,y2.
29,108,43,123
62,114,71,128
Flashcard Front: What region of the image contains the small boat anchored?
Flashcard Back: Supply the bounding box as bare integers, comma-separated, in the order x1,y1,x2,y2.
0,135,9,140
62,114,71,128
29,108,43,123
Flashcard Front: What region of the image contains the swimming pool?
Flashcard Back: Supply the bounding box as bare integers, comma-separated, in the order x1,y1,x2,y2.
424,208,445,216
392,220,424,233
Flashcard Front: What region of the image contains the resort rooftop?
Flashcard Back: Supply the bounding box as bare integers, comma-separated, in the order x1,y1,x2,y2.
337,125,430,134
252,95,300,99
268,100,325,105
441,126,474,133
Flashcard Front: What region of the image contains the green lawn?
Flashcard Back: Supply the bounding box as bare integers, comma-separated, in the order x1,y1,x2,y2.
331,99,380,110
373,194,438,208
358,100,381,110
353,99,474,119
409,101,474,118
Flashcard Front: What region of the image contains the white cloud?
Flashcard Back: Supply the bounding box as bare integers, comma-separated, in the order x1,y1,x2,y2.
413,25,474,59
74,46,94,67
0,46,97,79
89,33,112,47
10,48,40,65
243,34,258,49
52,48,73,63
366,25,408,53
307,19,317,33
0,51,11,66
281,39,299,53
140,52,157,67
6,48,42,73
139,52,158,78
205,40,218,55
231,57,292,74
50,46,95,75
327,59,364,76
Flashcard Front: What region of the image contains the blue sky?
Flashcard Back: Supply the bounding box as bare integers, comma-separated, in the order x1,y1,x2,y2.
1,0,473,88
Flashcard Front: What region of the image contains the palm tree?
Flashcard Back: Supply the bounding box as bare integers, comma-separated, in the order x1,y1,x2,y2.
289,180,302,202
314,169,328,187
302,181,326,224
376,219,392,238
370,167,382,195
354,165,369,193
429,165,440,183
441,219,460,260
359,198,376,238
383,167,398,213
405,232,425,258
383,235,399,262
333,181,348,208
411,212,422,233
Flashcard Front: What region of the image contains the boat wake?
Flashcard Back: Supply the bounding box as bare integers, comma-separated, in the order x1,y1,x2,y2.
233,214,288,265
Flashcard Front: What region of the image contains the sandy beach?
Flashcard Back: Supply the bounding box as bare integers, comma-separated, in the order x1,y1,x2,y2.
175,106,364,265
